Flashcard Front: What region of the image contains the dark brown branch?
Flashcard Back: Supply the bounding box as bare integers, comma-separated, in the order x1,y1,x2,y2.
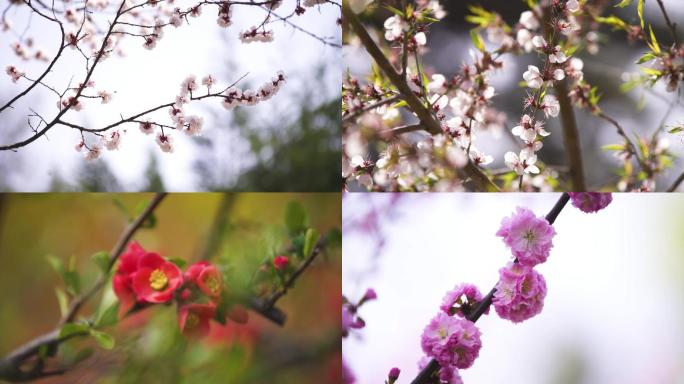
342,2,499,192
411,193,570,384
596,111,653,178
655,0,678,45
342,95,401,123
667,170,684,192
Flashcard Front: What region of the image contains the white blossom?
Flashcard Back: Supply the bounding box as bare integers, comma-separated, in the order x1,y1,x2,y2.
549,46,567,63
505,150,539,174
541,95,560,117
522,65,543,88
519,11,539,30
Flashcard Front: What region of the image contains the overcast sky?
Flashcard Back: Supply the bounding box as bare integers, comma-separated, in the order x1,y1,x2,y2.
0,0,341,191
343,193,684,384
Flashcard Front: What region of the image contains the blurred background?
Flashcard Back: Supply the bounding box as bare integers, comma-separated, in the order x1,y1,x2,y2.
0,1,341,192
344,0,684,190
343,193,684,384
0,193,342,383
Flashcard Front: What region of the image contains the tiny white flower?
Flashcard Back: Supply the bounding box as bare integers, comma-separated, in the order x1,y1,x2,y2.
541,95,560,117
531,35,546,49
549,46,568,63
414,32,427,46
85,144,102,160
522,65,544,89
519,10,539,30
428,74,446,92
553,68,565,81
98,90,112,104
505,150,539,175
156,132,174,153
516,29,534,52
104,130,121,150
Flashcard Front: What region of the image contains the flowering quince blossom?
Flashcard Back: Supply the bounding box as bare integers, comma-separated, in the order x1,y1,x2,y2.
421,312,482,370
496,207,555,266
273,255,289,271
440,283,487,317
568,192,613,213
132,252,183,303
493,262,547,323
178,303,216,338
184,261,223,298
113,242,149,316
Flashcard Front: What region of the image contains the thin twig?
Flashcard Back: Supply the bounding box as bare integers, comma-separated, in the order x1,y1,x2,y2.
667,170,684,192
655,0,678,45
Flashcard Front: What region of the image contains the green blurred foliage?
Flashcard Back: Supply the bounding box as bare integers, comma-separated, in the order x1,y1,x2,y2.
0,193,341,383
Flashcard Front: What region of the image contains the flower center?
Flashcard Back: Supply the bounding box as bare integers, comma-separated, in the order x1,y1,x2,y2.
204,275,220,294
149,269,168,291
185,312,199,329
524,229,536,247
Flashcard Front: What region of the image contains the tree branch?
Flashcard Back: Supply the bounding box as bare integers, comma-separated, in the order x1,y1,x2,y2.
411,193,570,384
655,0,678,45
667,169,684,192
342,2,499,192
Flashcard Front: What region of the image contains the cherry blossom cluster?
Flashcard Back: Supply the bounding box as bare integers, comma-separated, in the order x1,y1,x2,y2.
112,242,248,338
239,26,275,43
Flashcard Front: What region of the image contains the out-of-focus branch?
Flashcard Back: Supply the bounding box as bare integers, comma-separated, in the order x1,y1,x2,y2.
555,80,586,191
0,193,167,382
342,2,499,191
342,94,401,123
667,170,684,192
596,111,653,178
411,193,570,384
655,0,678,45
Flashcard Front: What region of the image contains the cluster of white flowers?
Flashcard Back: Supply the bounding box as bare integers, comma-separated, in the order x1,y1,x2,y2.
222,71,285,109
239,27,274,43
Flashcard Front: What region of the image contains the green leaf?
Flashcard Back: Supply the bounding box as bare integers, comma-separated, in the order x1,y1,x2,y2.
641,66,662,76
602,144,625,151
60,323,90,338
94,302,119,328
90,251,110,274
46,254,65,276
636,52,657,64
469,29,485,52
63,270,81,296
90,330,115,350
648,25,661,54
303,228,320,259
668,126,684,134
383,5,404,17
55,287,69,317
284,201,308,235
637,0,644,28
325,228,342,248
615,0,631,7
169,258,187,269
595,15,628,31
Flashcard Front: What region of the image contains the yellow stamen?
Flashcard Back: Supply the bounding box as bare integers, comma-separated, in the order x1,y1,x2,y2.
185,312,199,329
204,275,220,294
149,269,168,291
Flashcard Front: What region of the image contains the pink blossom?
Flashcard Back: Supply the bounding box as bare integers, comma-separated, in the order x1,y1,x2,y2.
156,132,174,153
98,90,112,104
522,65,543,89
549,46,568,64
180,75,198,96
421,312,481,369
440,283,487,317
5,65,24,82
184,115,203,136
493,262,547,323
104,130,121,150
541,95,560,117
85,144,102,160
568,193,613,213
139,120,154,135
201,74,215,89
496,207,555,266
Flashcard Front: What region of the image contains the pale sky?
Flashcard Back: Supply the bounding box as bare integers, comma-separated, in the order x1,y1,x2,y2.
343,193,684,384
0,0,341,191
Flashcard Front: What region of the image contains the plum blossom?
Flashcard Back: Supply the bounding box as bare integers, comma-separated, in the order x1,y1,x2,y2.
239,27,274,43
104,130,121,150
440,283,486,317
184,115,203,136
568,193,613,213
516,29,534,52
549,46,568,64
469,147,493,166
496,207,555,266
531,35,546,49
565,57,584,80
201,74,215,89
143,36,156,50
5,65,24,82
512,114,549,142
139,120,154,135
523,65,543,88
493,262,547,323
217,3,232,27
98,90,112,104
384,15,408,42
541,95,560,117
85,143,102,160
505,150,540,175
519,10,539,30
421,312,482,370
156,132,174,153
180,75,198,96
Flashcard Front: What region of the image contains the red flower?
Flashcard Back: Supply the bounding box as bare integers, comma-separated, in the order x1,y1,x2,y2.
273,255,289,271
185,261,223,298
113,242,148,316
178,303,216,338
132,253,183,303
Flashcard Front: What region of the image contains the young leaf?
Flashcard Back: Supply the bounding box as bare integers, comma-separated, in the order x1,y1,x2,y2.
648,25,661,54
63,270,81,296
668,126,684,134
55,287,69,317
60,323,90,338
615,0,632,7
90,330,115,350
91,251,110,274
94,302,119,328
637,0,644,28
169,258,187,269
602,144,625,151
636,52,656,64
303,228,320,259
285,201,308,235
469,29,485,52
46,254,65,276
